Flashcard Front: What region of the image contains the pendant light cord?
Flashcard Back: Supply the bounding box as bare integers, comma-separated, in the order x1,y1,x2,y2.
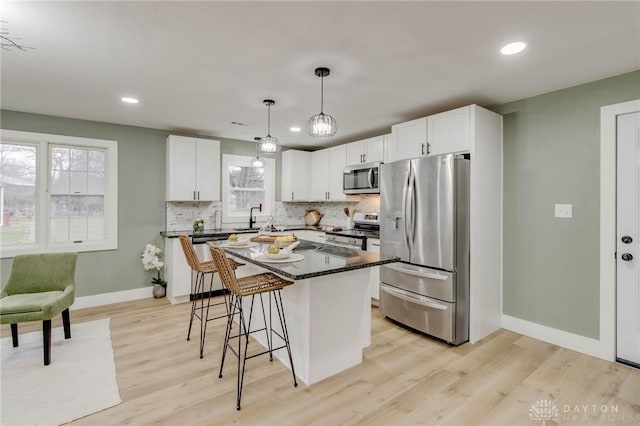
320,75,324,114
267,103,271,136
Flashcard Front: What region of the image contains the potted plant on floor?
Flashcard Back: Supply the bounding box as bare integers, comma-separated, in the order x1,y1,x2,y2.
141,243,167,298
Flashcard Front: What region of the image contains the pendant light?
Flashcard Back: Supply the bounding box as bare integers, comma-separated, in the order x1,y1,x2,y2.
259,99,279,153
251,137,264,168
307,67,337,138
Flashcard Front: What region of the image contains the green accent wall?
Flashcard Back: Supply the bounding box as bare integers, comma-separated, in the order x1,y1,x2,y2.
0,110,275,297
491,70,640,339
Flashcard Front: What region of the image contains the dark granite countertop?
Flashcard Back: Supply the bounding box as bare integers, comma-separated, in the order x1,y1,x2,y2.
161,225,327,239
211,239,398,280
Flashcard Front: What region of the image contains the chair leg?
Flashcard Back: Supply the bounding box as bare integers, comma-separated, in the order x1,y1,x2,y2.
43,319,52,366
274,289,297,387
62,308,71,339
10,323,18,347
200,272,215,359
219,294,237,379
187,270,199,341
237,295,251,411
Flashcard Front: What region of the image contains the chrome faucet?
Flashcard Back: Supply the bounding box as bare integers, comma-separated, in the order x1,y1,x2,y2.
249,203,262,228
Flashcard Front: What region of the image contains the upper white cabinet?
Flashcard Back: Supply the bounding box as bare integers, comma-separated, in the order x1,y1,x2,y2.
310,145,347,201
389,117,427,162
166,135,220,201
281,150,311,201
427,105,471,156
346,135,384,165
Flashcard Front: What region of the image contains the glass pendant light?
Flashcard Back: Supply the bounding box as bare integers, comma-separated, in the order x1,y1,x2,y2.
252,137,264,168
259,99,279,153
307,67,337,138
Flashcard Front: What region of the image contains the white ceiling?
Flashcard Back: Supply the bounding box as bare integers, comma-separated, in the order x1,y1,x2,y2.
2,1,639,149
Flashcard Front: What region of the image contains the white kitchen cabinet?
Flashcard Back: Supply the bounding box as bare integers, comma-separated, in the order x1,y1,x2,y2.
165,237,223,304
346,135,384,165
310,145,346,201
427,105,471,156
166,135,220,201
389,117,427,162
281,150,311,201
367,238,381,304
294,229,326,244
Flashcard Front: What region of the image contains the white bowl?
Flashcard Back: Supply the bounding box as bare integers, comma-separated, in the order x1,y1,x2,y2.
227,239,249,246
265,249,291,260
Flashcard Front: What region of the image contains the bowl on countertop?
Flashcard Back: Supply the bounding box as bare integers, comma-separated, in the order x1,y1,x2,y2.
226,239,250,246
265,249,291,260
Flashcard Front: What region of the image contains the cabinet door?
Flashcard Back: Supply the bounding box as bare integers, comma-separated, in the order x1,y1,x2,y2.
166,135,197,201
427,105,471,156
195,139,220,201
327,144,347,200
346,140,364,165
310,149,329,200
363,135,384,163
390,117,427,162
282,150,310,201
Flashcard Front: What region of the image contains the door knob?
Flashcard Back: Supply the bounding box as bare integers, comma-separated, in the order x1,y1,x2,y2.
622,236,633,244
621,253,633,261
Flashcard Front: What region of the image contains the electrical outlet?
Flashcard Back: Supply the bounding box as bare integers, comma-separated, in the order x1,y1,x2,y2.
554,204,572,218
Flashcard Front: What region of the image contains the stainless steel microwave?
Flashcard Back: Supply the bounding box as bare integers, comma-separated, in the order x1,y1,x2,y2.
343,162,381,194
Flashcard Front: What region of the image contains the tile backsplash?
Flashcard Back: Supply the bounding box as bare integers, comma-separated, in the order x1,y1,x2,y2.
166,195,380,232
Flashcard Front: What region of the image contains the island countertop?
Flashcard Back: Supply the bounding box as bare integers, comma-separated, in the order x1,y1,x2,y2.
211,239,398,281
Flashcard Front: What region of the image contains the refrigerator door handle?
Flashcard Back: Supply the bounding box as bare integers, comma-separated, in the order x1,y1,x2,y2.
384,263,449,280
406,164,416,253
381,284,448,311
401,168,412,251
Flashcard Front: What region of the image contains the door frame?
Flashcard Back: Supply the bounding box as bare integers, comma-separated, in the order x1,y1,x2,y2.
600,99,640,361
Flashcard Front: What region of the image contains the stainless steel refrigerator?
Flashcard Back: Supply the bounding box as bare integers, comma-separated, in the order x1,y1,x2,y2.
379,153,469,345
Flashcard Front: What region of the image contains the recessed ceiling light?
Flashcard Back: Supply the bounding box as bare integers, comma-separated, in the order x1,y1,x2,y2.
121,97,139,104
501,41,526,55
290,127,301,132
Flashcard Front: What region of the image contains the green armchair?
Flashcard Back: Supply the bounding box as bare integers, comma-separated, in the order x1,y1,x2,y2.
0,253,78,365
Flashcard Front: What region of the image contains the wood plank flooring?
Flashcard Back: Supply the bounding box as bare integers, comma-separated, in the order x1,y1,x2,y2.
2,297,639,425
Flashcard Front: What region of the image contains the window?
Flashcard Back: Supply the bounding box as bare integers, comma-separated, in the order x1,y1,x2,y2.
221,154,275,223
0,130,118,258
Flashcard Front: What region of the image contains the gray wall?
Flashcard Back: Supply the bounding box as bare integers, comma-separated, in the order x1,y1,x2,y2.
491,70,640,339
0,110,271,296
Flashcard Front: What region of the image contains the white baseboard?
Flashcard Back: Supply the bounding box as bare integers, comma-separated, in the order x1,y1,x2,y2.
71,287,153,311
501,314,614,362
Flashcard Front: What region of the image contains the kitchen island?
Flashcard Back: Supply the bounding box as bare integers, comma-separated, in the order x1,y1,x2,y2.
214,239,398,386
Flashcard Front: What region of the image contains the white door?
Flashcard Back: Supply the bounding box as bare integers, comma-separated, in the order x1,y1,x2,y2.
617,111,640,366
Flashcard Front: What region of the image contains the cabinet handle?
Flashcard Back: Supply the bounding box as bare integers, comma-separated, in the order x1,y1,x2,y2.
197,191,200,200
427,142,431,155
421,144,425,156
363,153,366,163
193,190,196,200
292,191,294,200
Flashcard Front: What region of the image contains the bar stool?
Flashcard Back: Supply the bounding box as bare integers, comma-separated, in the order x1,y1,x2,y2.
209,245,298,410
178,234,244,358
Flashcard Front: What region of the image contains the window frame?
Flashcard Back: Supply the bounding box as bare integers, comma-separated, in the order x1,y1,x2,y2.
221,154,275,224
0,129,118,258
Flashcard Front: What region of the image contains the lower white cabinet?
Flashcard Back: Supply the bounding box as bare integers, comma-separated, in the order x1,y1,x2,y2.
165,237,224,304
367,238,381,304
295,230,326,243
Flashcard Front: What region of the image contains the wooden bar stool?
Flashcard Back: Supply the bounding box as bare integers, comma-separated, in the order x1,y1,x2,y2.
178,235,243,358
209,245,298,410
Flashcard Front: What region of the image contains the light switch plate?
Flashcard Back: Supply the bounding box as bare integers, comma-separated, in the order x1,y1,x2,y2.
555,204,573,218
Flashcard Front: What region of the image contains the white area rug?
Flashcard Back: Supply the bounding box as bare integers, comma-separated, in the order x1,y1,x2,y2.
1,318,122,426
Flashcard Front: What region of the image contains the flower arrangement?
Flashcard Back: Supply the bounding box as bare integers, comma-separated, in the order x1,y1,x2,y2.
141,243,166,285
193,218,204,233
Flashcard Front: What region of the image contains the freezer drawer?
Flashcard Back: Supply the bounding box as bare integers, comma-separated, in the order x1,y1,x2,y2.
379,283,456,344
381,262,455,302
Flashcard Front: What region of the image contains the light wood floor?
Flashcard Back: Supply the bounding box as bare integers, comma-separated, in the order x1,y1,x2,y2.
2,297,639,425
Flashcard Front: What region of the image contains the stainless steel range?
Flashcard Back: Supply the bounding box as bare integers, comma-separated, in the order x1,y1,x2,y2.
325,212,379,249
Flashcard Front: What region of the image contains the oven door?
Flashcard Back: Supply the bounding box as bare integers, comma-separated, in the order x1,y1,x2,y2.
343,163,380,194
